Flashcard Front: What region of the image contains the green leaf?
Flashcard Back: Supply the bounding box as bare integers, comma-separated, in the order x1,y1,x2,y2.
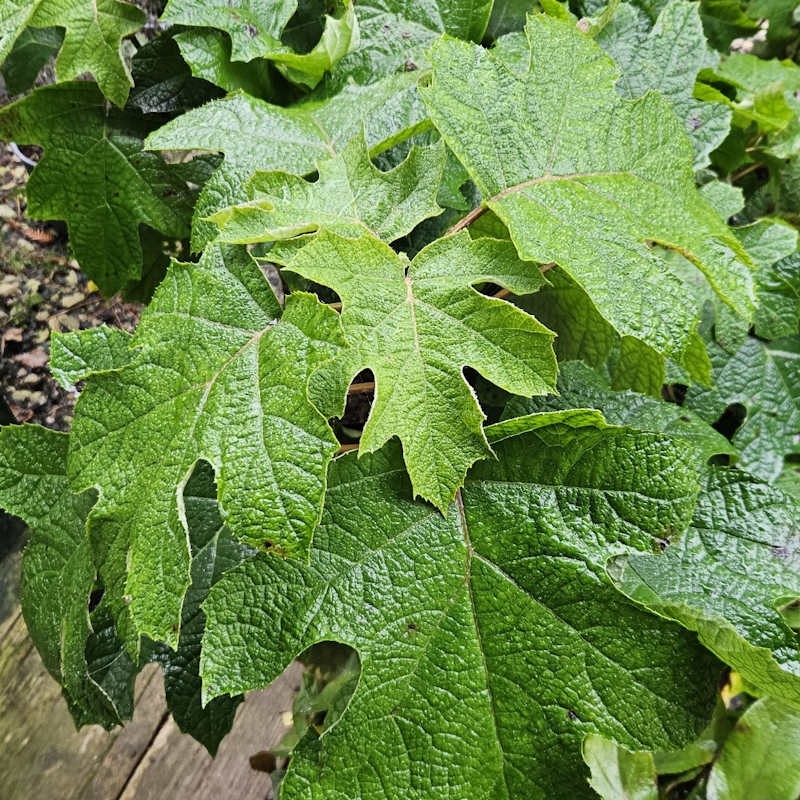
330,0,494,84
152,462,254,754
10,0,146,107
174,28,278,96
202,429,719,799
283,230,557,509
423,15,756,370
582,734,658,800
0,82,195,295
685,337,800,482
162,0,359,89
754,251,800,340
67,245,344,650
145,73,429,249
128,34,223,114
50,325,133,388
707,698,800,800
505,361,735,461
211,135,444,244
611,468,800,707
0,26,63,95
0,425,136,728
597,1,732,168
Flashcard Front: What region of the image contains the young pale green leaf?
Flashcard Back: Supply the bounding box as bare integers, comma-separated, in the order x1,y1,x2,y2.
0,0,144,106
161,0,358,89
598,1,731,168
423,15,756,372
202,428,718,800
707,698,800,800
145,73,428,248
0,425,136,728
611,468,800,707
582,734,658,800
685,337,800,482
505,361,735,461
151,462,254,754
283,230,557,509
210,136,445,245
0,82,194,295
50,326,133,389
67,245,343,650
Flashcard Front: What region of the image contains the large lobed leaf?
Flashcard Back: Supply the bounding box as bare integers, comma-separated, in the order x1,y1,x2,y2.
422,14,756,374
281,230,557,509
202,425,720,799
65,245,343,650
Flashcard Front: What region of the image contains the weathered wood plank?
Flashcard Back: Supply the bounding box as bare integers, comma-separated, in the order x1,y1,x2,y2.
0,611,301,800
117,664,301,800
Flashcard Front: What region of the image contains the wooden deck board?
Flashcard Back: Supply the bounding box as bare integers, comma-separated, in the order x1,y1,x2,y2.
0,611,300,800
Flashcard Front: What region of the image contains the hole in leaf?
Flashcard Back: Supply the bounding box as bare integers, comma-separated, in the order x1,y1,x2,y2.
712,402,747,440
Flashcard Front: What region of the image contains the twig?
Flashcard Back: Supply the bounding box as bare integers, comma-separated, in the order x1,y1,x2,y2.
348,381,374,395
731,162,763,183
335,443,360,456
446,204,489,235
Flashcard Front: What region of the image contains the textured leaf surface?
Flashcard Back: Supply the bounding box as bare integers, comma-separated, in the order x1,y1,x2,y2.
423,15,756,367
162,0,358,88
0,82,194,295
597,1,731,168
3,0,145,106
67,245,343,649
0,425,135,727
707,698,800,800
152,463,254,754
50,326,133,388
146,74,428,248
754,251,800,340
505,361,734,461
685,337,800,481
283,230,557,508
0,25,63,95
611,468,800,707
583,734,658,800
330,0,493,84
202,430,719,799
211,136,444,244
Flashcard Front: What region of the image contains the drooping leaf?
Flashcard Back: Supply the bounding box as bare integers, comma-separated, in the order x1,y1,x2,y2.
145,72,429,248
174,28,277,96
685,336,800,482
0,425,137,728
0,82,195,295
611,467,800,707
210,135,445,244
597,1,732,168
707,697,800,800
423,15,756,373
582,734,658,800
67,245,344,650
282,230,557,509
50,326,134,388
0,26,63,95
504,361,735,461
202,428,720,800
161,0,359,89
0,0,145,106
151,462,254,754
